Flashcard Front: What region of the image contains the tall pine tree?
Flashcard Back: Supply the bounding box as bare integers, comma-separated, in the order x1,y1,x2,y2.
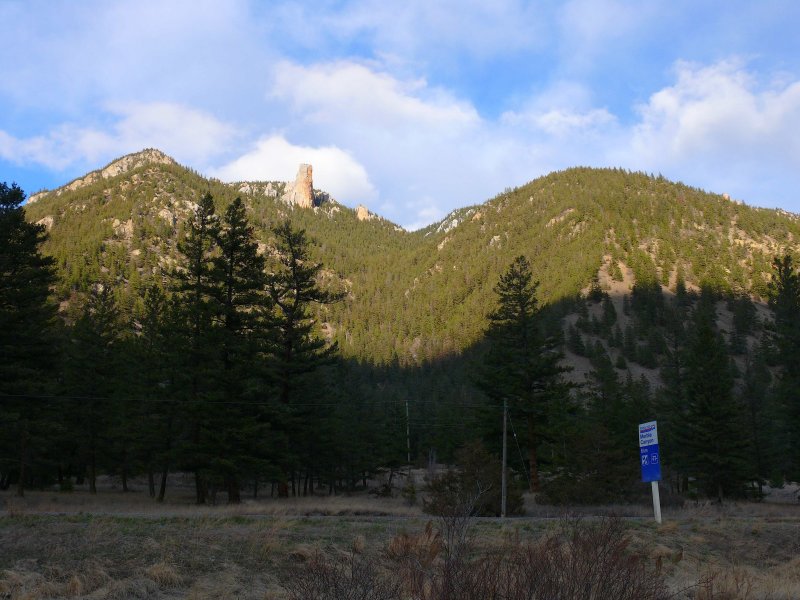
171,192,222,503
479,256,570,492
209,197,271,503
0,182,57,496
768,255,800,481
681,290,750,501
266,221,341,495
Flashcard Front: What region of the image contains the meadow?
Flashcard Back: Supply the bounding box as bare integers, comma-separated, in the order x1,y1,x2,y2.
2,478,800,599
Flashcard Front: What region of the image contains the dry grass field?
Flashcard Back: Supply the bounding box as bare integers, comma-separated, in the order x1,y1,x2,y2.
2,482,800,599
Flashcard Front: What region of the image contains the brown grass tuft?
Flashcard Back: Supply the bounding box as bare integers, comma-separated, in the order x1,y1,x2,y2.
288,543,318,563
144,561,183,587
385,521,442,567
65,574,84,596
351,534,367,554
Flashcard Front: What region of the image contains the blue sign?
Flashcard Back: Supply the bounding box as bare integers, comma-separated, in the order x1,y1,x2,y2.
639,421,662,482
640,444,661,482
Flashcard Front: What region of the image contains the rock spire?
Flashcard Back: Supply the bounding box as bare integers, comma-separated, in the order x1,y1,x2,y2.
285,164,315,208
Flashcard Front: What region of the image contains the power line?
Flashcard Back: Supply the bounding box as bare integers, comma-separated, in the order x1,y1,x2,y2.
0,393,498,411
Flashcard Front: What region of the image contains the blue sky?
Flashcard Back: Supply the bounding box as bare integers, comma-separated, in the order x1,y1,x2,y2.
2,0,799,229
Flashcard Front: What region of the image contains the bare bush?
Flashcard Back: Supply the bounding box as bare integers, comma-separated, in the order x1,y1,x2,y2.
286,517,669,600
283,550,402,600
501,518,670,600
403,518,669,600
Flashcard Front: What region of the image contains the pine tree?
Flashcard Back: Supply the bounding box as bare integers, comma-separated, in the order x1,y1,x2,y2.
478,256,571,492
681,291,750,501
0,182,57,496
266,221,341,405
658,297,691,493
741,349,772,494
63,285,122,494
171,192,222,504
209,197,270,503
768,255,800,480
266,221,342,494
130,285,183,501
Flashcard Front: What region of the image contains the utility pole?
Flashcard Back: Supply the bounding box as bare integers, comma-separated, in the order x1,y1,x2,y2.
501,398,508,518
405,399,411,467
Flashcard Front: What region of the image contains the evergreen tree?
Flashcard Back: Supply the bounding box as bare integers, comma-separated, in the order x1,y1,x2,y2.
741,350,772,494
62,285,122,494
171,192,222,504
768,255,800,480
130,285,183,501
266,221,342,492
681,291,750,501
0,182,57,496
209,197,270,503
658,297,691,493
478,256,571,492
266,221,341,404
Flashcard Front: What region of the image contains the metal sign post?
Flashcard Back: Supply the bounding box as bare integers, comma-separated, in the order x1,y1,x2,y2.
638,421,662,524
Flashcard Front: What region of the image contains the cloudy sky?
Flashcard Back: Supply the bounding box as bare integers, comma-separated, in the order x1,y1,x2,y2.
2,1,799,229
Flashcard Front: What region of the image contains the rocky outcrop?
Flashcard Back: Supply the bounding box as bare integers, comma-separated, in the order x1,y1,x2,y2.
356,205,374,221
100,149,174,179
36,216,54,230
283,164,315,208
236,181,280,198
28,149,176,203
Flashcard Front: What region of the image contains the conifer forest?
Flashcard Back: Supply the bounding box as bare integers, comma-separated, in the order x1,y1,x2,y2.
3,153,800,508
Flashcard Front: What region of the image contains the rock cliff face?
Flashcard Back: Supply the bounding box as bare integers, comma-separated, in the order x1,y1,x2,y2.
356,205,374,221
283,164,315,208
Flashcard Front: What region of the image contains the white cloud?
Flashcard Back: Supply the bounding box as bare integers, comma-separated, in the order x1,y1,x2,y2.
530,108,616,136
625,60,800,180
106,102,239,166
0,102,237,171
271,60,479,131
403,203,447,232
501,81,617,136
214,135,377,203
264,60,494,228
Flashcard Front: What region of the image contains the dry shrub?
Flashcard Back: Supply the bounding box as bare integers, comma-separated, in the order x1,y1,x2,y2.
144,561,183,587
286,518,669,600
423,441,524,517
283,551,401,600
64,574,84,596
404,518,669,600
0,570,38,599
351,534,367,554
184,566,242,600
68,563,112,596
691,561,800,600
0,563,114,599
288,543,318,563
501,519,669,600
385,521,442,567
695,567,759,600
248,534,283,562
84,576,159,599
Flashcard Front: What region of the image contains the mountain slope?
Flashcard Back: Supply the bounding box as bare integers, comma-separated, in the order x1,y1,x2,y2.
23,151,800,372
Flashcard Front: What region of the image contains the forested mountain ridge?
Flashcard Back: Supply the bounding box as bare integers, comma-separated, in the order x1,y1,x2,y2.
9,149,800,503
23,150,800,369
